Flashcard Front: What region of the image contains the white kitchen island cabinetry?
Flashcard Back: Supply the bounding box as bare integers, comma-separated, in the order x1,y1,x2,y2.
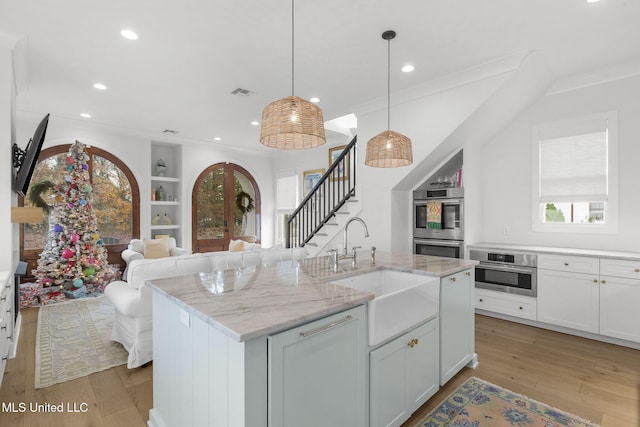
440,268,475,385
370,317,439,427
269,305,367,427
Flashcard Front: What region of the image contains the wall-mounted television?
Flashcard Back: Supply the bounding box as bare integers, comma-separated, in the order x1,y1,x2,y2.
12,114,49,197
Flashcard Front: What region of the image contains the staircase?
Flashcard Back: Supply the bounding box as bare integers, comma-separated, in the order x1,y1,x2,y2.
286,136,361,257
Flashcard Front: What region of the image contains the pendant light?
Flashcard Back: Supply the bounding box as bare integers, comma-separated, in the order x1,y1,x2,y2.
260,0,326,149
365,30,413,167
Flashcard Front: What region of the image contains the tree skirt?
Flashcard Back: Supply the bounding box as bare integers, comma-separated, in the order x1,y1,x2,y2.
35,296,128,388
419,377,600,427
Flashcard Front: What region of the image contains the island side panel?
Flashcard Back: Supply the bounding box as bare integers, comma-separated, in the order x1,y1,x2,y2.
150,289,268,427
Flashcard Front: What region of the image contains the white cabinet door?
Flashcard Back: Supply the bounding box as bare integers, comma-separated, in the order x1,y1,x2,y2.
370,318,439,427
269,306,367,427
440,269,474,385
600,275,640,343
537,269,599,333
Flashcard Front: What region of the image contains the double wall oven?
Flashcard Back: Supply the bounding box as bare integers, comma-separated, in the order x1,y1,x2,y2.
413,188,464,258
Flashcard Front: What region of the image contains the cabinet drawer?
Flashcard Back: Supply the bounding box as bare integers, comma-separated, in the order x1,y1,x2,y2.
600,258,640,280
538,254,599,275
475,289,537,320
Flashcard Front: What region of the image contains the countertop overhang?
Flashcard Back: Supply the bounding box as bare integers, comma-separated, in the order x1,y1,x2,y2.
148,251,478,342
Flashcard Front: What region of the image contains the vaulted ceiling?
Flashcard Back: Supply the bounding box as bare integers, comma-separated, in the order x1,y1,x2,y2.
2,0,639,151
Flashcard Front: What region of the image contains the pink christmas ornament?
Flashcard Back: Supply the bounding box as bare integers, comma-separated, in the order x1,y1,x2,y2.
66,156,74,165
61,248,74,259
71,233,79,243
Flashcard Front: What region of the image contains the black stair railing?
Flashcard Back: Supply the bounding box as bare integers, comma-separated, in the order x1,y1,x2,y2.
286,135,357,248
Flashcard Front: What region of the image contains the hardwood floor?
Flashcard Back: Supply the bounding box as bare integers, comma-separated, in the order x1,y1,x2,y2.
404,315,640,427
1,309,638,426
0,308,153,427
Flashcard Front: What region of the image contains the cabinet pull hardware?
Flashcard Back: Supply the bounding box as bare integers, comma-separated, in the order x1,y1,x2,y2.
414,338,419,345
450,277,456,282
0,326,6,331
479,298,483,302
564,262,569,266
519,306,523,310
408,338,419,348
635,268,640,273
601,280,606,284
593,279,598,283
0,297,5,302
299,315,353,338
465,271,471,276
408,340,414,348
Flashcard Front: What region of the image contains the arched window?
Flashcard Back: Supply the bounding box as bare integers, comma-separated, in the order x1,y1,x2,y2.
20,144,140,278
192,163,260,252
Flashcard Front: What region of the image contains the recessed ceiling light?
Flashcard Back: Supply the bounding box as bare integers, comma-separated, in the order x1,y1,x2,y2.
93,83,107,90
586,0,601,2
213,137,222,141
80,113,91,118
120,29,139,40
251,121,260,126
310,97,320,103
401,64,415,73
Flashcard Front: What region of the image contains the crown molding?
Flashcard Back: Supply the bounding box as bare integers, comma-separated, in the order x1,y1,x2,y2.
546,58,640,96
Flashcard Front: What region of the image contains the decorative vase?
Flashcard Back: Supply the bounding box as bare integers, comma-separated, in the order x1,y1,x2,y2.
155,159,167,177
156,185,166,201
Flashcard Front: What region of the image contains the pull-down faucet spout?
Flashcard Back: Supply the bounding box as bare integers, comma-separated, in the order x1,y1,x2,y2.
343,217,370,256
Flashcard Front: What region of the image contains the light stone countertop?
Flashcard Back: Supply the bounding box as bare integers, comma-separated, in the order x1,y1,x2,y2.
468,242,640,261
148,251,478,342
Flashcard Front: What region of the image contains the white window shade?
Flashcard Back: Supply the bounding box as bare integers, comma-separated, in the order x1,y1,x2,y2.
276,175,297,210
539,130,607,203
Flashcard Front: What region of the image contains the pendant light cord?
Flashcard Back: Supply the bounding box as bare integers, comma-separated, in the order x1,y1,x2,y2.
387,36,391,131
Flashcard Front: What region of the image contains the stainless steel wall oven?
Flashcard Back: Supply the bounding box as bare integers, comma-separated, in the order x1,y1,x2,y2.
413,187,464,258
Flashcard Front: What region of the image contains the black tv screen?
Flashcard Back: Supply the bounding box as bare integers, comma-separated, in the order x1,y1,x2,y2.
13,114,49,197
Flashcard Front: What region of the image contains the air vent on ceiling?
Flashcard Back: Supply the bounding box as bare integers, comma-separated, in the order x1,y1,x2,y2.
231,88,254,96
163,129,179,134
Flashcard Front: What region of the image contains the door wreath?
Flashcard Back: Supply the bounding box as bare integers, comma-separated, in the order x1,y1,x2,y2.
235,191,255,236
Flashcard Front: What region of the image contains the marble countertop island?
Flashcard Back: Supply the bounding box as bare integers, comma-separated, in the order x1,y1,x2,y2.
468,242,640,260
148,251,478,342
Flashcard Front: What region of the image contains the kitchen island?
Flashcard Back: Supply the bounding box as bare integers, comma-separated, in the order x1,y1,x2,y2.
148,252,477,427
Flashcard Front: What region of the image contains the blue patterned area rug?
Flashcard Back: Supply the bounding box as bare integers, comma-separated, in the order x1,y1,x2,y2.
419,377,600,427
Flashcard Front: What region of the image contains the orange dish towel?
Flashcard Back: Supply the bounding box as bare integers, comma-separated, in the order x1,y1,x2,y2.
427,201,442,229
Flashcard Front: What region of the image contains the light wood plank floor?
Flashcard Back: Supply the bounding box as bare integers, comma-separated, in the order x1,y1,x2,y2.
1,309,638,426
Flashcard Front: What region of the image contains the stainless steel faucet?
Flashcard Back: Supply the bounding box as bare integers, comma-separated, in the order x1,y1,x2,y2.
343,217,370,257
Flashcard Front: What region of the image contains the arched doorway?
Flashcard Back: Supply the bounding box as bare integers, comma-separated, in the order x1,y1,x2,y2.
192,163,261,252
20,144,140,279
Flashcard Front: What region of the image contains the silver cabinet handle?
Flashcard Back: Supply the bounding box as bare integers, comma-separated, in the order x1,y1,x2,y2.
299,315,353,338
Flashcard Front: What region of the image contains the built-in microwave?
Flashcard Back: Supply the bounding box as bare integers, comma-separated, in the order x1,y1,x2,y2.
413,188,464,240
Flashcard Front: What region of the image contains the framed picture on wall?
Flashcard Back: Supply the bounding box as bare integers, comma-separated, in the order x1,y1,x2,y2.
328,145,349,181
303,169,325,196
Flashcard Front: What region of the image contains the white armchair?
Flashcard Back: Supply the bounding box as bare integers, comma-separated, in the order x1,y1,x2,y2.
121,238,190,276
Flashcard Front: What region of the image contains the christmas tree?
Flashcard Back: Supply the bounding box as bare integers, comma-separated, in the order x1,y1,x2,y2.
33,141,114,296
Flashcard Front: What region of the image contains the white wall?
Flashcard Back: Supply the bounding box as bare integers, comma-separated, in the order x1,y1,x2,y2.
1,41,17,272
14,115,277,252
477,74,640,251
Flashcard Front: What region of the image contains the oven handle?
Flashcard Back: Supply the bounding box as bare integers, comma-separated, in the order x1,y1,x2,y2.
476,263,536,275
414,239,462,247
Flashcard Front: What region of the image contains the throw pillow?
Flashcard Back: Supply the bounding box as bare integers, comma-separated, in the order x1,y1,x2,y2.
229,239,245,252
143,238,170,259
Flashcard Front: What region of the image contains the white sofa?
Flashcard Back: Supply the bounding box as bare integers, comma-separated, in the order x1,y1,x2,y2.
121,237,190,276
104,247,308,368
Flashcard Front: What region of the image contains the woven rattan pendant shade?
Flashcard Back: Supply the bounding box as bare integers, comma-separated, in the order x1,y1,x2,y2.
365,30,413,168
365,130,413,168
259,0,326,150
260,96,326,149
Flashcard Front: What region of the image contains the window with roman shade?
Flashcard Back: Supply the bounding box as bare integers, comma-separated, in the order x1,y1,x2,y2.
275,173,298,244
532,111,618,233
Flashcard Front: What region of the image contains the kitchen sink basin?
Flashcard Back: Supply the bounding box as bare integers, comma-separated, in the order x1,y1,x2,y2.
331,269,440,346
